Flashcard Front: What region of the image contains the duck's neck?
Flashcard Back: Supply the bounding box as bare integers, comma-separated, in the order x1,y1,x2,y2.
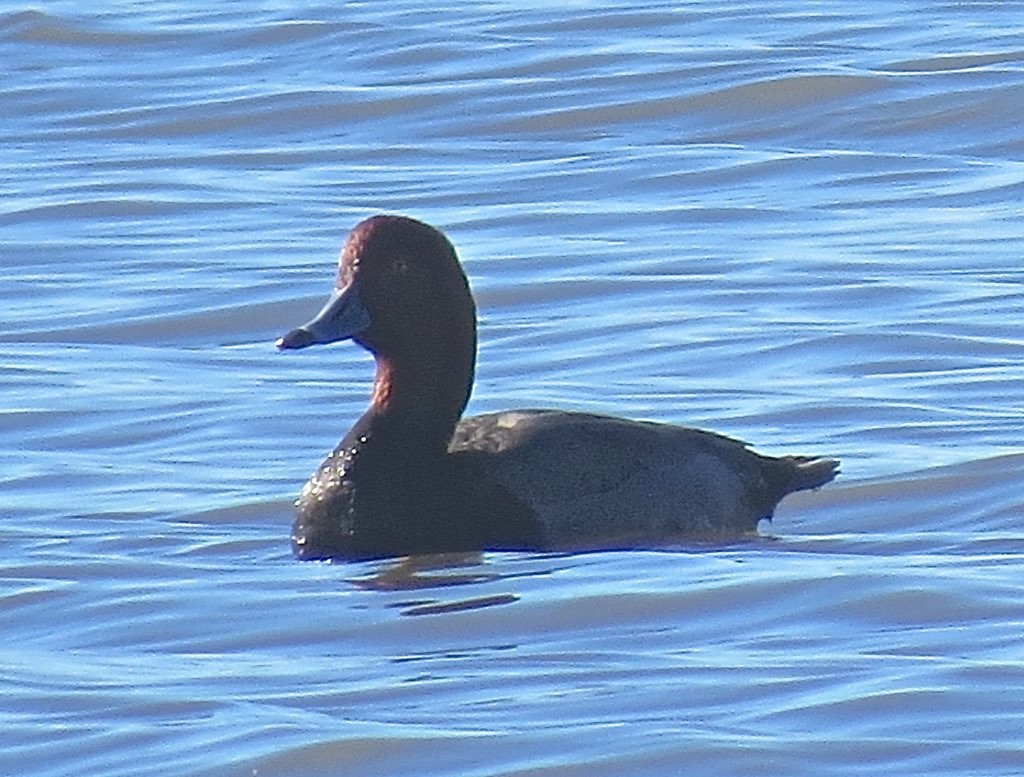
365,345,474,454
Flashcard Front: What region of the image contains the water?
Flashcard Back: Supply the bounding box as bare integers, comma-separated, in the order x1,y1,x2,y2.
2,2,1023,775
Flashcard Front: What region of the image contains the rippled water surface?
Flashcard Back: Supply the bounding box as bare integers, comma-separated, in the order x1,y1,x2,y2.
2,3,1023,775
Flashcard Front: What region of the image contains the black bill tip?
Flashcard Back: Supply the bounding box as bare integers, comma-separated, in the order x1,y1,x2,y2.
276,327,314,350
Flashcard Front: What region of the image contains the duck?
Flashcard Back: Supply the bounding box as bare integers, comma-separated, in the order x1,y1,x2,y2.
277,215,838,561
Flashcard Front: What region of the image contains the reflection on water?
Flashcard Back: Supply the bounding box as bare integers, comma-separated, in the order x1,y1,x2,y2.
351,553,522,616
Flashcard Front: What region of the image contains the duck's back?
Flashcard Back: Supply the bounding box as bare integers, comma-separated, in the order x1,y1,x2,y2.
449,409,837,550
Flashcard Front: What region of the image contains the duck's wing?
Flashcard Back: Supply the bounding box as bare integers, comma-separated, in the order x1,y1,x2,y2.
450,409,837,549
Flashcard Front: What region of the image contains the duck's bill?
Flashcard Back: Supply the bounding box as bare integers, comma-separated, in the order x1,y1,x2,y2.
276,280,371,350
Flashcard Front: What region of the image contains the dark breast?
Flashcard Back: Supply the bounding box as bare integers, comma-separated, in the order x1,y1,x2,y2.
293,420,544,561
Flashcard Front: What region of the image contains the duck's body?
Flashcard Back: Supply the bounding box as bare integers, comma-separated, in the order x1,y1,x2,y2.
449,409,836,549
279,215,837,561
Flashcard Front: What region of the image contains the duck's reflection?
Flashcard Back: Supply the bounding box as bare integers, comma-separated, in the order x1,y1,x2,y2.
349,552,521,616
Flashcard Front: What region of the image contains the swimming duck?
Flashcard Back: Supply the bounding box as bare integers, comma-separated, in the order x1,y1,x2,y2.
277,215,838,561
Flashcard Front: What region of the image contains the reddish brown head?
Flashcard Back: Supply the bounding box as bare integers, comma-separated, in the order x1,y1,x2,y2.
278,215,478,431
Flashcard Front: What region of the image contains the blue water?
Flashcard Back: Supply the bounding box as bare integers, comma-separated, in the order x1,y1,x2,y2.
2,3,1023,775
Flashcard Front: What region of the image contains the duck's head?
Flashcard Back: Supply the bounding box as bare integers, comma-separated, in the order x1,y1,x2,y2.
277,215,478,422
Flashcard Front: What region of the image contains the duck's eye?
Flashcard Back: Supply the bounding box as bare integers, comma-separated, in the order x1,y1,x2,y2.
390,256,412,278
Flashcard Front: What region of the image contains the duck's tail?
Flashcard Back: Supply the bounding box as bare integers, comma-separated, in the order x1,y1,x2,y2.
784,456,840,493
